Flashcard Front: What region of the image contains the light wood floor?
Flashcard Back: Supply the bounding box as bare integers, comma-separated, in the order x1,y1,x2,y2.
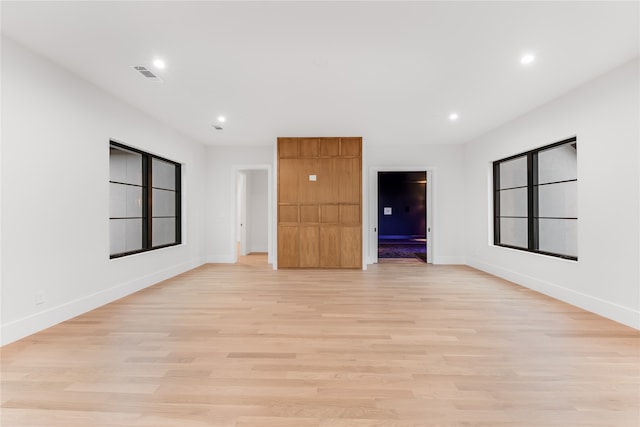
2,256,638,426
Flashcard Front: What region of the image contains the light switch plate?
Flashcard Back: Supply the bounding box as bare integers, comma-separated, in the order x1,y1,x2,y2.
309,175,317,181
384,207,392,215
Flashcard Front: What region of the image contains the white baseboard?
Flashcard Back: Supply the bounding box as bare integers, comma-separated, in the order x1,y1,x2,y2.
249,245,268,253
0,258,206,346
467,257,640,329
434,256,466,265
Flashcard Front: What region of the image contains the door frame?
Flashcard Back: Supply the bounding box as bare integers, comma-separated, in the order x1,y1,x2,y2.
231,165,274,265
368,166,434,264
237,172,248,256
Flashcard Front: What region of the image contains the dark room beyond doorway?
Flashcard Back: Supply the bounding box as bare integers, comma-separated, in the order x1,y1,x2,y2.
378,171,427,263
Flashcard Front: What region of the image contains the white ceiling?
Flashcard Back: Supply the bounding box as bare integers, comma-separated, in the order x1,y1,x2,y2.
2,1,638,147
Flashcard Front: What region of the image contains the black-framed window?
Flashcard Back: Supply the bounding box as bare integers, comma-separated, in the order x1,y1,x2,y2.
109,141,181,258
494,137,577,260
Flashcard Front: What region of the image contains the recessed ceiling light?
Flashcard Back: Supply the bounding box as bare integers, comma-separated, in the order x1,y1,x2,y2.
153,59,166,69
217,115,226,123
520,54,535,65
449,113,459,121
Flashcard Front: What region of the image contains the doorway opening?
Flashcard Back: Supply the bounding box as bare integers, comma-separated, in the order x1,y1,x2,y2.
368,167,433,265
234,168,271,266
377,171,427,263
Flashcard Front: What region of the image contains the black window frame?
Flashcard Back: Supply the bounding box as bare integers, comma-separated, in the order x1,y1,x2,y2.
493,136,577,261
109,140,182,259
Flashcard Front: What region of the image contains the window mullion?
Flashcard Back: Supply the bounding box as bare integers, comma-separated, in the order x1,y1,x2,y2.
175,164,182,244
531,152,539,251
493,162,500,244
143,154,151,249
526,153,536,251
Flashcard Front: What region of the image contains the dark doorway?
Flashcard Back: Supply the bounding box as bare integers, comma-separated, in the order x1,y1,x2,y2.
378,171,427,262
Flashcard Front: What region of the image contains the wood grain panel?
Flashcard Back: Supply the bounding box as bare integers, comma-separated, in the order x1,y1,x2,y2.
319,138,340,157
340,226,361,268
299,226,319,268
319,226,340,268
299,138,319,157
278,136,361,269
336,157,361,204
299,205,319,223
340,137,362,157
278,159,299,203
278,138,299,158
277,226,298,267
297,159,318,204
278,205,298,223
320,205,339,223
316,158,335,204
340,204,360,225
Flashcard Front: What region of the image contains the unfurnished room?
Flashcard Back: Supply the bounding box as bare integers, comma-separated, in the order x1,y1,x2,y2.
1,1,639,426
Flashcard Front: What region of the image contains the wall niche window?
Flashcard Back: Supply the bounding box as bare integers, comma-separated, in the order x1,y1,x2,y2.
493,137,577,260
109,141,181,258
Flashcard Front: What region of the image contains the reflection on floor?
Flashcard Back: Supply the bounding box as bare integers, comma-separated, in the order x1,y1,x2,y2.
379,236,426,263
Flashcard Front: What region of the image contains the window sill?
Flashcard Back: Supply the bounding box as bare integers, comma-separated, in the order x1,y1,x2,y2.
491,243,578,262
110,243,183,260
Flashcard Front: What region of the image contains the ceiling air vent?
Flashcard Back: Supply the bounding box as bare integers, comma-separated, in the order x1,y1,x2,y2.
212,125,223,130
132,66,162,82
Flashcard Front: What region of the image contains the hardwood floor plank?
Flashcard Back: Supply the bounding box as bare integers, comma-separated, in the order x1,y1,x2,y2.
235,416,319,426
1,258,638,426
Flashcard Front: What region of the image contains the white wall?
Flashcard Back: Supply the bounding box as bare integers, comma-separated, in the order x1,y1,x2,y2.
366,144,467,264
0,37,208,345
205,146,273,262
246,170,269,253
464,58,640,328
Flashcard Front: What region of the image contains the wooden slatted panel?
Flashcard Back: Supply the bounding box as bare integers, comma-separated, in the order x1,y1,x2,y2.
278,205,298,223
278,137,361,268
340,226,361,268
320,205,339,223
319,138,340,157
299,226,319,267
299,138,319,157
300,205,319,223
319,226,340,268
341,137,362,157
316,158,335,204
278,159,299,204
279,138,299,158
277,226,299,267
336,157,361,204
340,204,360,225
298,159,318,204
